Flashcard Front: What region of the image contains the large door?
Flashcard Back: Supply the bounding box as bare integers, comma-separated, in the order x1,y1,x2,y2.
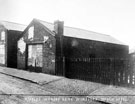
27,44,43,72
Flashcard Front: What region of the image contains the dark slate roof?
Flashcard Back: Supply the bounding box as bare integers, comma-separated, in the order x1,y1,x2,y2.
0,21,26,31
35,18,126,45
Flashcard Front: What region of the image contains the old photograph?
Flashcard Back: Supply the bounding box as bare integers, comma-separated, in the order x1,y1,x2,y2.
0,0,135,104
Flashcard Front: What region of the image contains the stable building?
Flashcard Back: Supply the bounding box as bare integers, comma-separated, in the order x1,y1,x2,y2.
0,21,26,68
17,18,129,76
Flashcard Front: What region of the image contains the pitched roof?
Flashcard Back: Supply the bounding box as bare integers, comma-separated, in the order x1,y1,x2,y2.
0,21,26,31
35,18,126,45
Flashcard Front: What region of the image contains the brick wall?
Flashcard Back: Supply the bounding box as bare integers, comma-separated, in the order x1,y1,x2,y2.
18,21,56,74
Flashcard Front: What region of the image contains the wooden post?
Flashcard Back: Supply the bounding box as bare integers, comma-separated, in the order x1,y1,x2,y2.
63,56,65,76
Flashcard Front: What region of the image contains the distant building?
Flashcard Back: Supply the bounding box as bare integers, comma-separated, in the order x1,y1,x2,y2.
0,21,26,68
129,50,135,64
130,52,135,58
129,48,135,59
17,18,129,76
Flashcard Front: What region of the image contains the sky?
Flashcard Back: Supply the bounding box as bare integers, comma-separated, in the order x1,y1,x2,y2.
0,0,135,50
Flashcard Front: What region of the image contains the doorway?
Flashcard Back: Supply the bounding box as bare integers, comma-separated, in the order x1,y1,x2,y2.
27,44,43,72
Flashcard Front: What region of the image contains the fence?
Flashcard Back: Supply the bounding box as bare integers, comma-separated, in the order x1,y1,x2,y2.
56,57,135,87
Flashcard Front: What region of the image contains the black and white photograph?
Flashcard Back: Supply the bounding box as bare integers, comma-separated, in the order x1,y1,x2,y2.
0,0,135,104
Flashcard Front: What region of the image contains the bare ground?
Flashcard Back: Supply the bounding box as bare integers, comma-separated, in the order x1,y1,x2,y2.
0,73,102,104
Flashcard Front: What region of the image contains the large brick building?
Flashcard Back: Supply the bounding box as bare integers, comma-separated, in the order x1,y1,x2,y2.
17,18,129,76
0,21,26,68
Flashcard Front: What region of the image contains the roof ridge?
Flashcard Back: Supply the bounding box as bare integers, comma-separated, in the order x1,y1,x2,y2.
0,20,27,26
34,18,53,25
0,20,27,31
34,18,111,37
33,18,126,45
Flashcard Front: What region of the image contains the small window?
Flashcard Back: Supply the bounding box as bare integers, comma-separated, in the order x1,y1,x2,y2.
43,36,49,42
1,31,5,41
71,39,78,47
28,26,34,40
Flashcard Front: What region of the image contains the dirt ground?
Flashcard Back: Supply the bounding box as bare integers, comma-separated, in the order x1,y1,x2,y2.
0,73,102,104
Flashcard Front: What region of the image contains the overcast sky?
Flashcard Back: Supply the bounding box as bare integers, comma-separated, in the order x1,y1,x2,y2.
0,0,135,49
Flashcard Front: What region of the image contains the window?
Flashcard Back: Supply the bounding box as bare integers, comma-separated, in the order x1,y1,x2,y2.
43,36,49,42
71,39,78,47
0,45,5,64
1,31,5,41
28,26,34,40
18,38,26,54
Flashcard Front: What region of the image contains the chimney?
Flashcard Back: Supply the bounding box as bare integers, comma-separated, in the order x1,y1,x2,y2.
54,20,64,36
54,20,65,76
54,20,64,57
